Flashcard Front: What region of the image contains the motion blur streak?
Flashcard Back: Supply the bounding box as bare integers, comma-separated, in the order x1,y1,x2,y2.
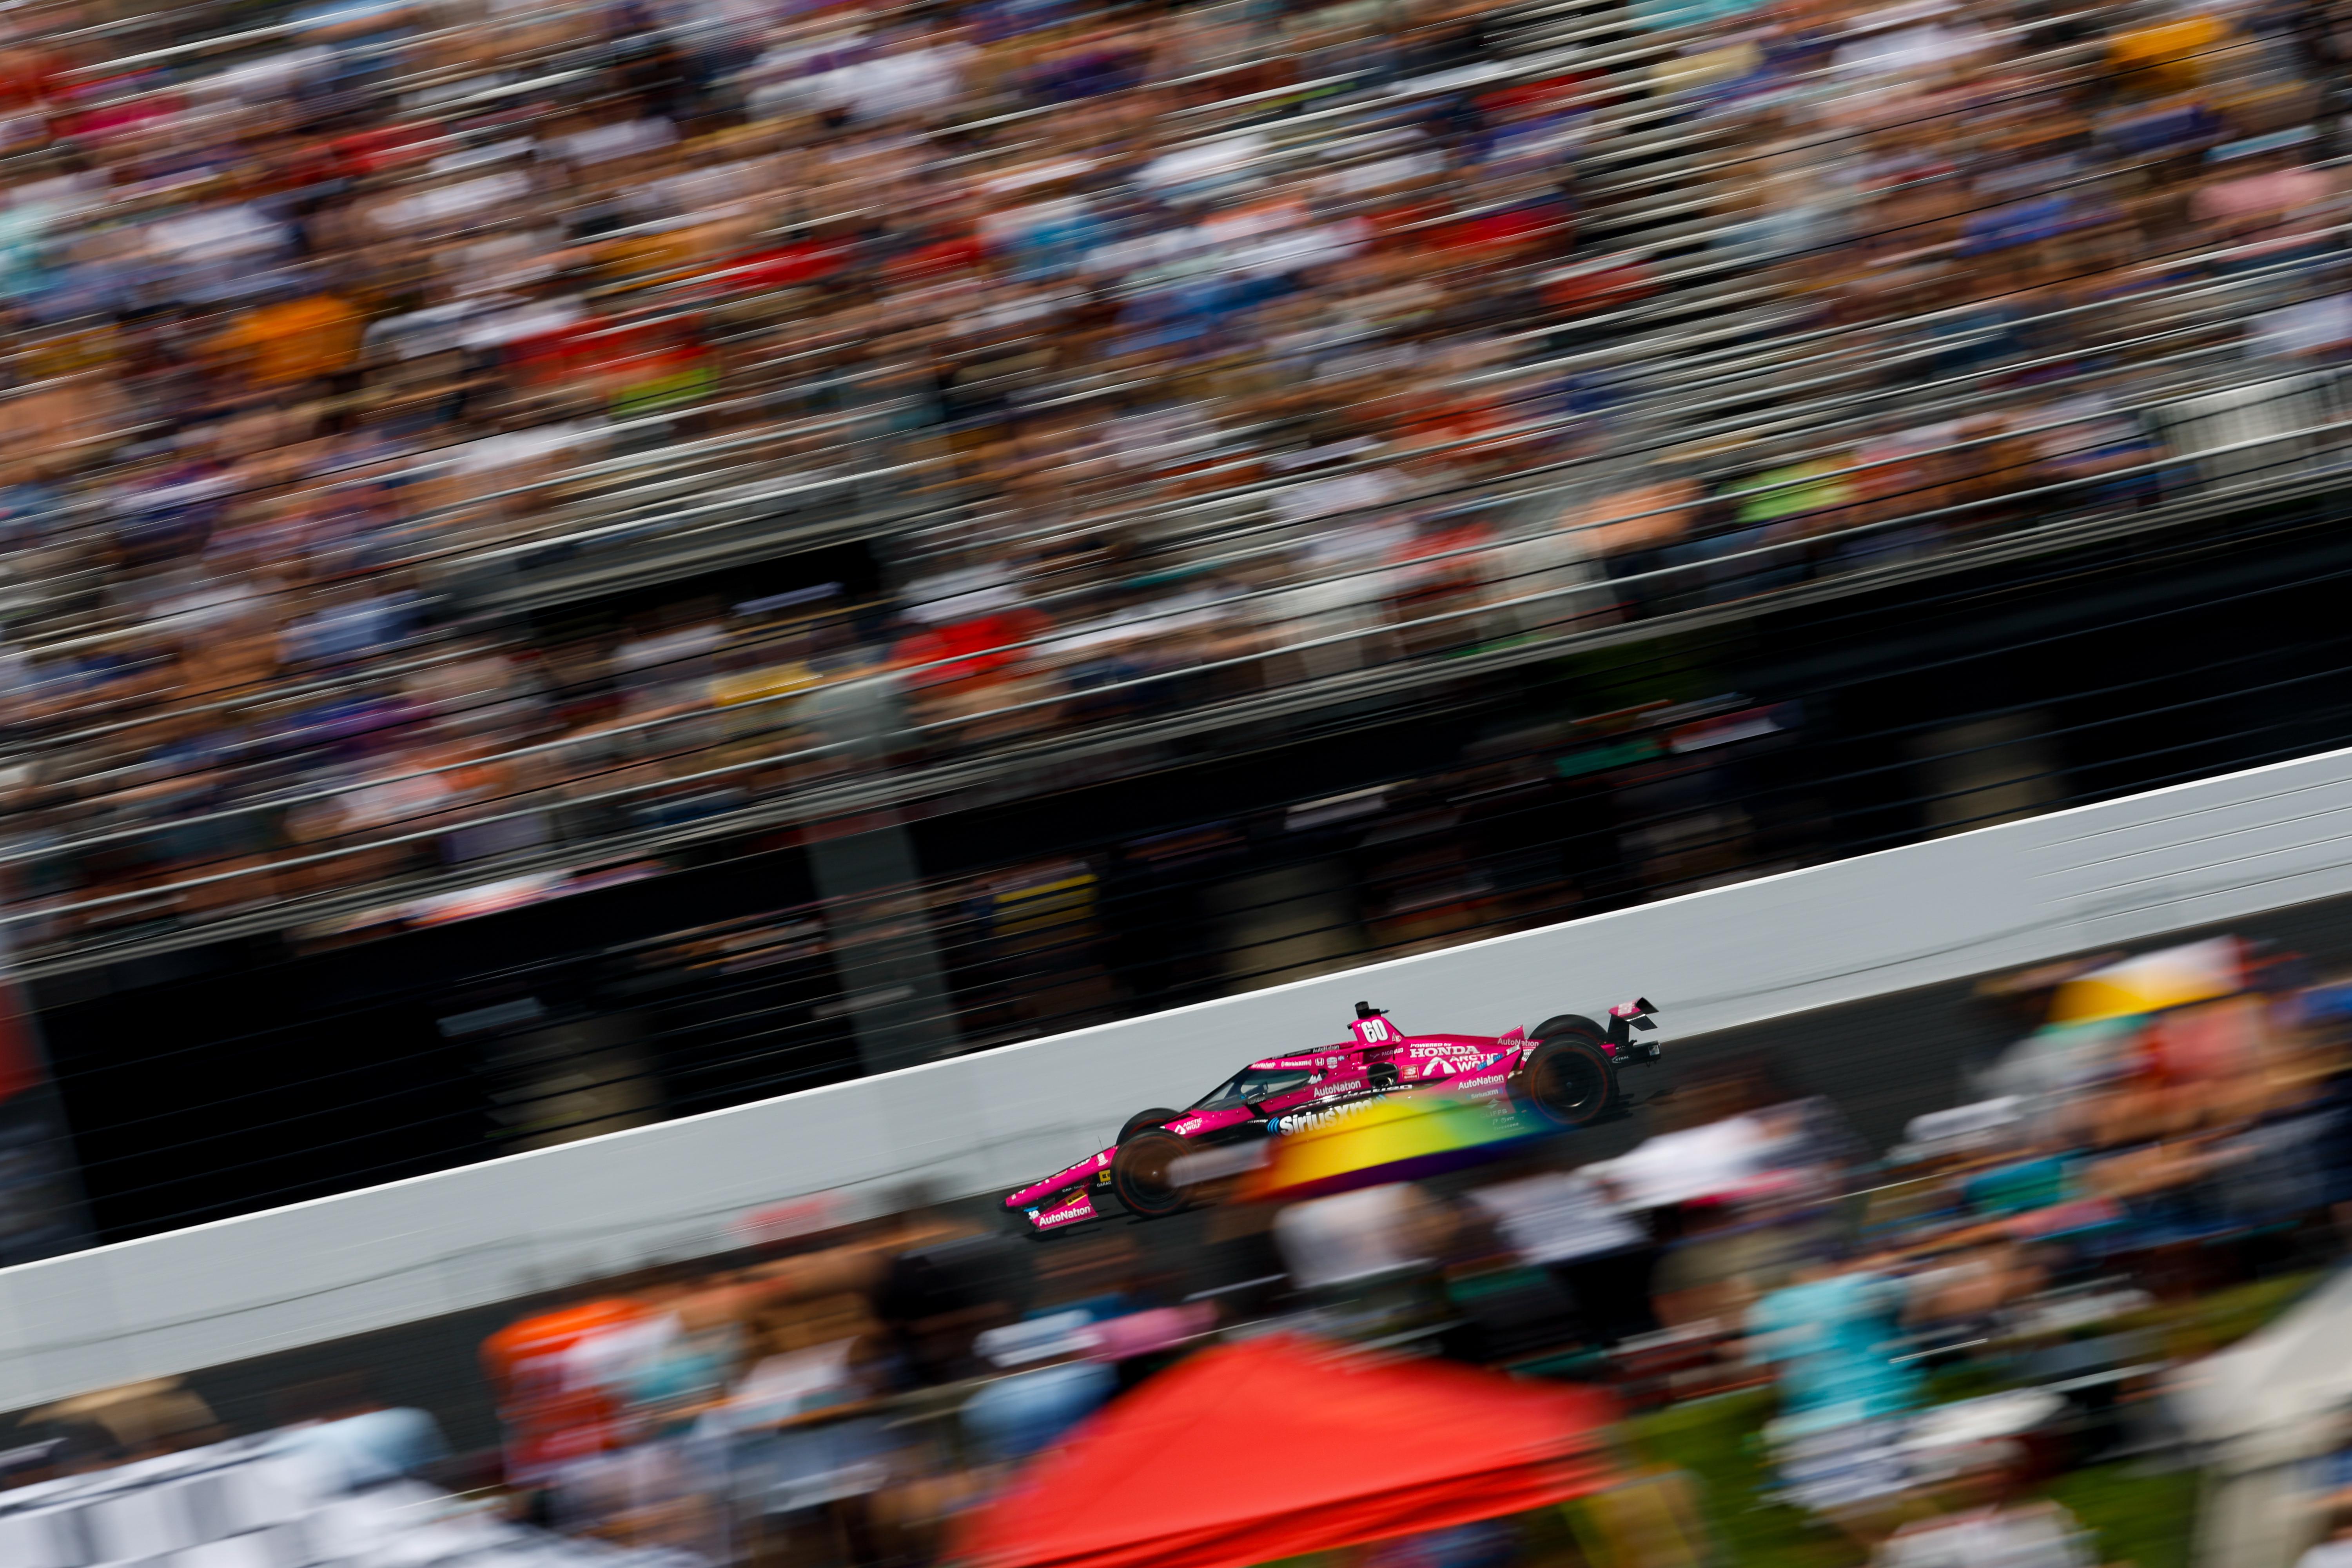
4,0,2352,1563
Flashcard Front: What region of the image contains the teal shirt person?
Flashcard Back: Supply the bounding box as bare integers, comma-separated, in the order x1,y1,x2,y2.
1746,1268,1922,1433
0,195,59,304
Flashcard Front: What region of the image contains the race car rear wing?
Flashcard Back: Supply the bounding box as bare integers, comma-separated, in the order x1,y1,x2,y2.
1606,998,1659,1051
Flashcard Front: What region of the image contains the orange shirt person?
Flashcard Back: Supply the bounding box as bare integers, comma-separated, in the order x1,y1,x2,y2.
208,292,366,389
479,1297,653,1485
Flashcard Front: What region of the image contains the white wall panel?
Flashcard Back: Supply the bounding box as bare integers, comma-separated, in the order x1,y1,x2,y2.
5,744,2352,1408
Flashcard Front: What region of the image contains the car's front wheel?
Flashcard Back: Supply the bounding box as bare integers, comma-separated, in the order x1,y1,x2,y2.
1512,1023,1619,1128
1111,1130,1192,1217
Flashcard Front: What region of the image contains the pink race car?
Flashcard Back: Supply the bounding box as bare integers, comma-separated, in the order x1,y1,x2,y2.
1002,999,1661,1234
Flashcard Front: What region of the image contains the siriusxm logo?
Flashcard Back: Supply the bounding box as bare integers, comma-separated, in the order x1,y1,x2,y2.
1269,1095,1388,1136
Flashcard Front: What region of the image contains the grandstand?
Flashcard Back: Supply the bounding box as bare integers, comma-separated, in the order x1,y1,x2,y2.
2,0,2351,1243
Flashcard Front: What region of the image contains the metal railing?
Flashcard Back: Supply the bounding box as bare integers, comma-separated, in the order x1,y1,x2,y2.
7,0,2351,968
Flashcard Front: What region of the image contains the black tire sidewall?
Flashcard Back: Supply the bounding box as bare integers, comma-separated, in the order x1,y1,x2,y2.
1117,1107,1183,1145
1111,1130,1192,1217
1514,1028,1619,1128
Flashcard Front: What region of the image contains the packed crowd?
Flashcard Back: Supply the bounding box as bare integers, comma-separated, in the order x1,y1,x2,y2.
419,937,2352,1568
2,0,2352,953
13,934,2352,1568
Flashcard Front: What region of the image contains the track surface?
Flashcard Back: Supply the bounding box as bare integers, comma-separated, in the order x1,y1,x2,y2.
30,886,2352,1453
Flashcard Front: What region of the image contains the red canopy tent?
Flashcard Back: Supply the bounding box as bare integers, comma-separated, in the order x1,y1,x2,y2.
958,1335,1621,1568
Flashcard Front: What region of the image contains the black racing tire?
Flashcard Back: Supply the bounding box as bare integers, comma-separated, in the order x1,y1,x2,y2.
1117,1107,1184,1145
1531,1013,1608,1044
1111,1130,1193,1218
1513,1024,1619,1128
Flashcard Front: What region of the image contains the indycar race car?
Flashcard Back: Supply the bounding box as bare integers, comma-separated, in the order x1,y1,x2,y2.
1002,998,1661,1235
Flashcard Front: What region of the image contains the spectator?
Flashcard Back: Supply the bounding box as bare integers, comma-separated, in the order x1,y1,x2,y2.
1468,1161,1659,1344
3,0,2348,974
1869,1440,2098,1568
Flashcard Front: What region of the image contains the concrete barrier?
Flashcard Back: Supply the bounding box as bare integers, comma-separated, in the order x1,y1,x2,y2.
6,742,2352,1408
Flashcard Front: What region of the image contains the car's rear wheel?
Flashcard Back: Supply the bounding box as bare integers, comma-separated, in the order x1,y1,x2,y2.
1117,1107,1183,1144
1513,1022,1619,1128
1111,1130,1192,1218
1530,1013,1607,1045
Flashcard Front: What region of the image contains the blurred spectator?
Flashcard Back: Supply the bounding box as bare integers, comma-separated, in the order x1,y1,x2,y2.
961,1347,1116,1465
20,1376,223,1462
2299,1513,2352,1568
266,1394,452,1494
1869,1440,2098,1568
482,1292,663,1488
24,930,2352,1566
6,0,2350,967
1746,1254,1926,1432
1275,1180,1457,1295
1469,1161,1659,1345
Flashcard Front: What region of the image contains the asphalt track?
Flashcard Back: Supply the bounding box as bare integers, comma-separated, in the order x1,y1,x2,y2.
27,884,2352,1454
